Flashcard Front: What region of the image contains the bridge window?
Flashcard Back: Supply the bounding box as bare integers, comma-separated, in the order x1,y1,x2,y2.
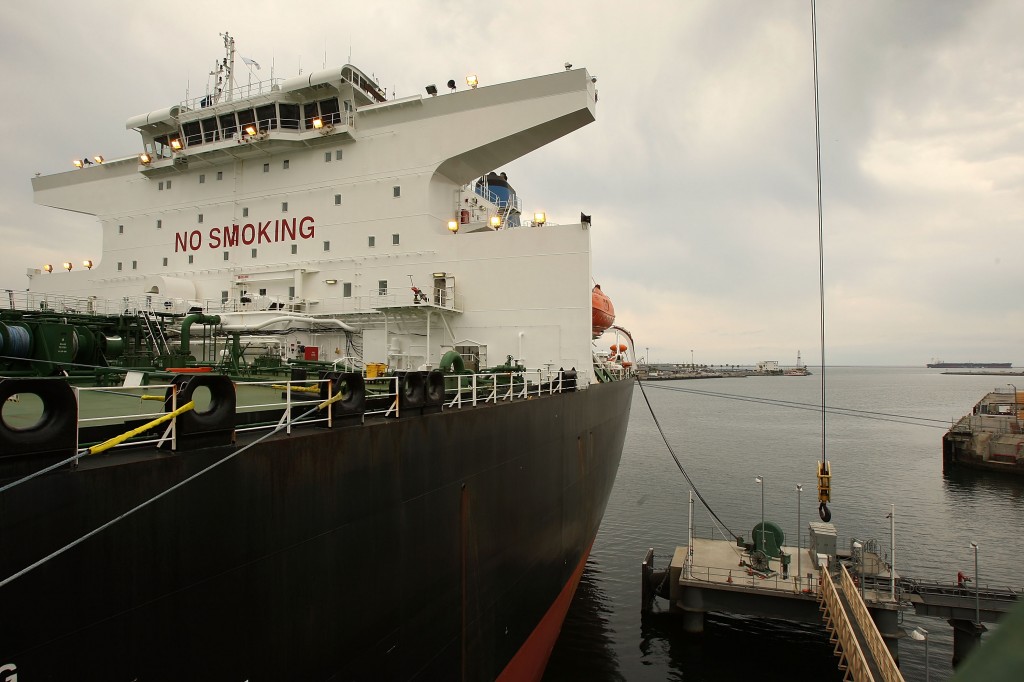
219,113,238,139
291,244,297,255
343,282,352,297
236,108,255,132
182,121,201,147
279,103,300,130
255,104,277,131
378,280,387,295
200,117,219,143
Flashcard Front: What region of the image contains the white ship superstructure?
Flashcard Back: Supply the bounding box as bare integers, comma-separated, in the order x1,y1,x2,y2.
29,47,600,378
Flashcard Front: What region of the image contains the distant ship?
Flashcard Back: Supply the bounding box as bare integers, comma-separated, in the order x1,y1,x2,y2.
927,360,1012,369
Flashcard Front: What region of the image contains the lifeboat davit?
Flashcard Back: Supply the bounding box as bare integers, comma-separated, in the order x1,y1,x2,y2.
592,284,615,337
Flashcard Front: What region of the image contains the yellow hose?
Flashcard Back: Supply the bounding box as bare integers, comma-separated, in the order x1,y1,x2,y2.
87,400,196,456
269,383,320,394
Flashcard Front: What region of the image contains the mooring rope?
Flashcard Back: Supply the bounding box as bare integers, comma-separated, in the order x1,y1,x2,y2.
0,389,349,589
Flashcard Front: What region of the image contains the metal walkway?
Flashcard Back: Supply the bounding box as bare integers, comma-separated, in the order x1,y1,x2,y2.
820,564,904,682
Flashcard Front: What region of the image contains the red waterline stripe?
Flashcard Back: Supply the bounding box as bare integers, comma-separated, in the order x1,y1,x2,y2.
496,541,594,682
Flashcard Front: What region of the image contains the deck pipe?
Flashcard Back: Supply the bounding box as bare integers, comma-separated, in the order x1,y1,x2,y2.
179,314,221,355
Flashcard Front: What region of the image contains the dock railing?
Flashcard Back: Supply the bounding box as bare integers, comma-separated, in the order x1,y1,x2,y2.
838,564,903,681
819,566,874,681
686,563,821,595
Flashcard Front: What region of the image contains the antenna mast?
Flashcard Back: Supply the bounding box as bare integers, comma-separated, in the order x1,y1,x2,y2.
217,31,236,103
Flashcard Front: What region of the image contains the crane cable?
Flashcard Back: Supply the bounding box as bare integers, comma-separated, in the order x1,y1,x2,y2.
810,0,832,523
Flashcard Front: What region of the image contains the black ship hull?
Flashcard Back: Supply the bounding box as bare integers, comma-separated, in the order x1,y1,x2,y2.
0,378,633,680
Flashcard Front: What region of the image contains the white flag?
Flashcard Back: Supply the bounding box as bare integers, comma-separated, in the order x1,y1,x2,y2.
241,56,261,70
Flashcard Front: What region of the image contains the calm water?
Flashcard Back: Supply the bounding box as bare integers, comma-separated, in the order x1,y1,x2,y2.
544,367,1024,682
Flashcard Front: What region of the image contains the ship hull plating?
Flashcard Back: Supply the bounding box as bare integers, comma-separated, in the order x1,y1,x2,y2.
0,378,632,680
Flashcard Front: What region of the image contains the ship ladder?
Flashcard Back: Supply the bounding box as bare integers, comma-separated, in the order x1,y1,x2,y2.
140,310,171,356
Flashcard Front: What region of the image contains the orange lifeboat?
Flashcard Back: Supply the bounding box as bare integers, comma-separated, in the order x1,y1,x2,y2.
592,284,615,337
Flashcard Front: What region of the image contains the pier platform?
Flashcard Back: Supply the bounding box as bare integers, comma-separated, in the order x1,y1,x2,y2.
643,525,1021,677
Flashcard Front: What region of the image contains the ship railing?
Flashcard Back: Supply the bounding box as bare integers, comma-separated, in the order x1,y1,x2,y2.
71,379,335,453
179,78,286,111
74,382,182,453
206,286,459,315
443,368,571,409
2,290,128,316
68,368,581,456
178,113,355,150
235,378,332,434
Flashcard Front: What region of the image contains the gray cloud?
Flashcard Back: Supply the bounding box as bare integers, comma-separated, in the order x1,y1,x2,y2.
1,0,1020,366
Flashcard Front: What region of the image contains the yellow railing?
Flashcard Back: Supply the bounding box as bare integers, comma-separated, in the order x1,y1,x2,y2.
820,566,872,681
838,565,904,682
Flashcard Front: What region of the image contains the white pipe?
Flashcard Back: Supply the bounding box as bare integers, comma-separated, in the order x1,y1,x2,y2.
220,315,356,333
518,331,525,366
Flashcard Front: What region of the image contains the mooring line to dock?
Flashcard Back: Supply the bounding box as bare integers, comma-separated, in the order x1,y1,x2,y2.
636,378,741,543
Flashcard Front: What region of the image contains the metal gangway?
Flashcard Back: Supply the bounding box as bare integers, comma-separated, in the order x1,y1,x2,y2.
820,563,903,682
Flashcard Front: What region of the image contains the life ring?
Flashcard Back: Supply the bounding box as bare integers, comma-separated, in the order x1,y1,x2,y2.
0,378,78,458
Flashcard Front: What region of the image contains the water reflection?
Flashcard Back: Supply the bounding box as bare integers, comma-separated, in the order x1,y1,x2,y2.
639,612,842,682
543,561,622,681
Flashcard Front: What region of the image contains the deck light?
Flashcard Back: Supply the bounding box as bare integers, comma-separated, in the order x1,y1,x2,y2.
432,272,446,278
62,262,73,272
447,220,459,234
325,279,338,285
425,84,438,96
533,211,546,226
83,259,93,270
139,153,152,165
93,155,104,164
244,125,258,136
73,159,84,168
312,117,324,129
170,138,183,150
466,74,478,89
43,264,53,273
490,215,501,228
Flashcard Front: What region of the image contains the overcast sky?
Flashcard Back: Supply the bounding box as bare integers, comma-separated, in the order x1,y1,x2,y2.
1,0,1020,366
